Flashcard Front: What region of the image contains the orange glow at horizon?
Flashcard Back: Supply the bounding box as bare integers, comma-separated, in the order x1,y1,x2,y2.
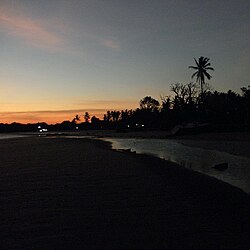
0,99,139,124
0,109,109,124
0,96,139,124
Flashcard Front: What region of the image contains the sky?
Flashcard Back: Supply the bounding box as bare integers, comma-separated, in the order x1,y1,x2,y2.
0,0,249,124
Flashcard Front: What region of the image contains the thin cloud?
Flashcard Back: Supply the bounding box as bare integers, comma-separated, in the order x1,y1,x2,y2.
0,8,63,50
0,6,121,53
99,38,120,50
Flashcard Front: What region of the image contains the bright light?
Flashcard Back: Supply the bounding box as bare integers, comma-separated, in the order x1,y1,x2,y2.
39,128,48,133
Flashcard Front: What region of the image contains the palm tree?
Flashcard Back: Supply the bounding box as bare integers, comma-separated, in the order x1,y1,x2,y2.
84,112,90,123
189,56,214,95
72,114,80,124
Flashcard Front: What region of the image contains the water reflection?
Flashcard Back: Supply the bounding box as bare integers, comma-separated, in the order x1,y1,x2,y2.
103,138,250,194
0,134,28,140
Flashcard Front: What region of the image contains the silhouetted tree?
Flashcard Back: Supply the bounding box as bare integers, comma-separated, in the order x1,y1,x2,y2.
139,96,160,111
121,109,129,122
105,111,112,122
60,120,74,130
161,95,171,111
170,83,188,109
189,57,214,95
103,111,111,128
91,116,101,129
159,95,173,129
84,112,90,123
170,82,199,109
186,82,199,105
111,111,121,122
71,114,80,124
241,86,250,127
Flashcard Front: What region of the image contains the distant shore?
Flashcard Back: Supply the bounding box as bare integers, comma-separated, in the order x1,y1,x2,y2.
0,137,249,249
22,129,250,140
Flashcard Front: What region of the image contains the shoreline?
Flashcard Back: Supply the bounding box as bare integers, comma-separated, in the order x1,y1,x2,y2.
10,129,250,158
0,137,249,248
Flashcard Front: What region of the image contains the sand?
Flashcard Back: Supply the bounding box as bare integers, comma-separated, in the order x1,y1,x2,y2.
0,137,249,249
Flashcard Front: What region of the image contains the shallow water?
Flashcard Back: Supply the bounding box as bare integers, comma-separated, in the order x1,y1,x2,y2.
103,138,250,194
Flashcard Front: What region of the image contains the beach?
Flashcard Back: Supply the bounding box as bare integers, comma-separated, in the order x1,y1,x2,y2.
0,136,250,249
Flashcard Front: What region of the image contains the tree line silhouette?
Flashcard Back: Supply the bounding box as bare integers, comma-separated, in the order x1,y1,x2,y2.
1,57,250,133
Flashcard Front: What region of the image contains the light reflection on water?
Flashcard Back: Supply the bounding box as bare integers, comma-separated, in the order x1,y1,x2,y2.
0,134,28,140
103,138,250,194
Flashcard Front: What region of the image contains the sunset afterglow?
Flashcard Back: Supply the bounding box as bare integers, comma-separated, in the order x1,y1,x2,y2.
1,0,249,124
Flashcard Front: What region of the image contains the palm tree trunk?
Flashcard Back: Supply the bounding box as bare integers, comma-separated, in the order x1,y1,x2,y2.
200,78,203,95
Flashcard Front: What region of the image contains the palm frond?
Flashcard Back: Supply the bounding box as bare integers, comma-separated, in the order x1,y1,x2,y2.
204,71,212,80
206,66,214,71
194,58,199,67
191,72,198,79
189,66,198,69
200,56,206,65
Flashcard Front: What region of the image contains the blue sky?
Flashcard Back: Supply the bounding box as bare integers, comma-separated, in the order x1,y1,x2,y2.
0,0,249,123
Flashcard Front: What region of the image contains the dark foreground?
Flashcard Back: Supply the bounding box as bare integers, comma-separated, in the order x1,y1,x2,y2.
0,137,249,249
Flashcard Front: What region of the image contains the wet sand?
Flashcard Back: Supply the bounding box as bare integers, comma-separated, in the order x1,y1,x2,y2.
0,137,249,249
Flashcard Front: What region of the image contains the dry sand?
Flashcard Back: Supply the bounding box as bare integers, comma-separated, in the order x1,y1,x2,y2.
0,137,249,249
